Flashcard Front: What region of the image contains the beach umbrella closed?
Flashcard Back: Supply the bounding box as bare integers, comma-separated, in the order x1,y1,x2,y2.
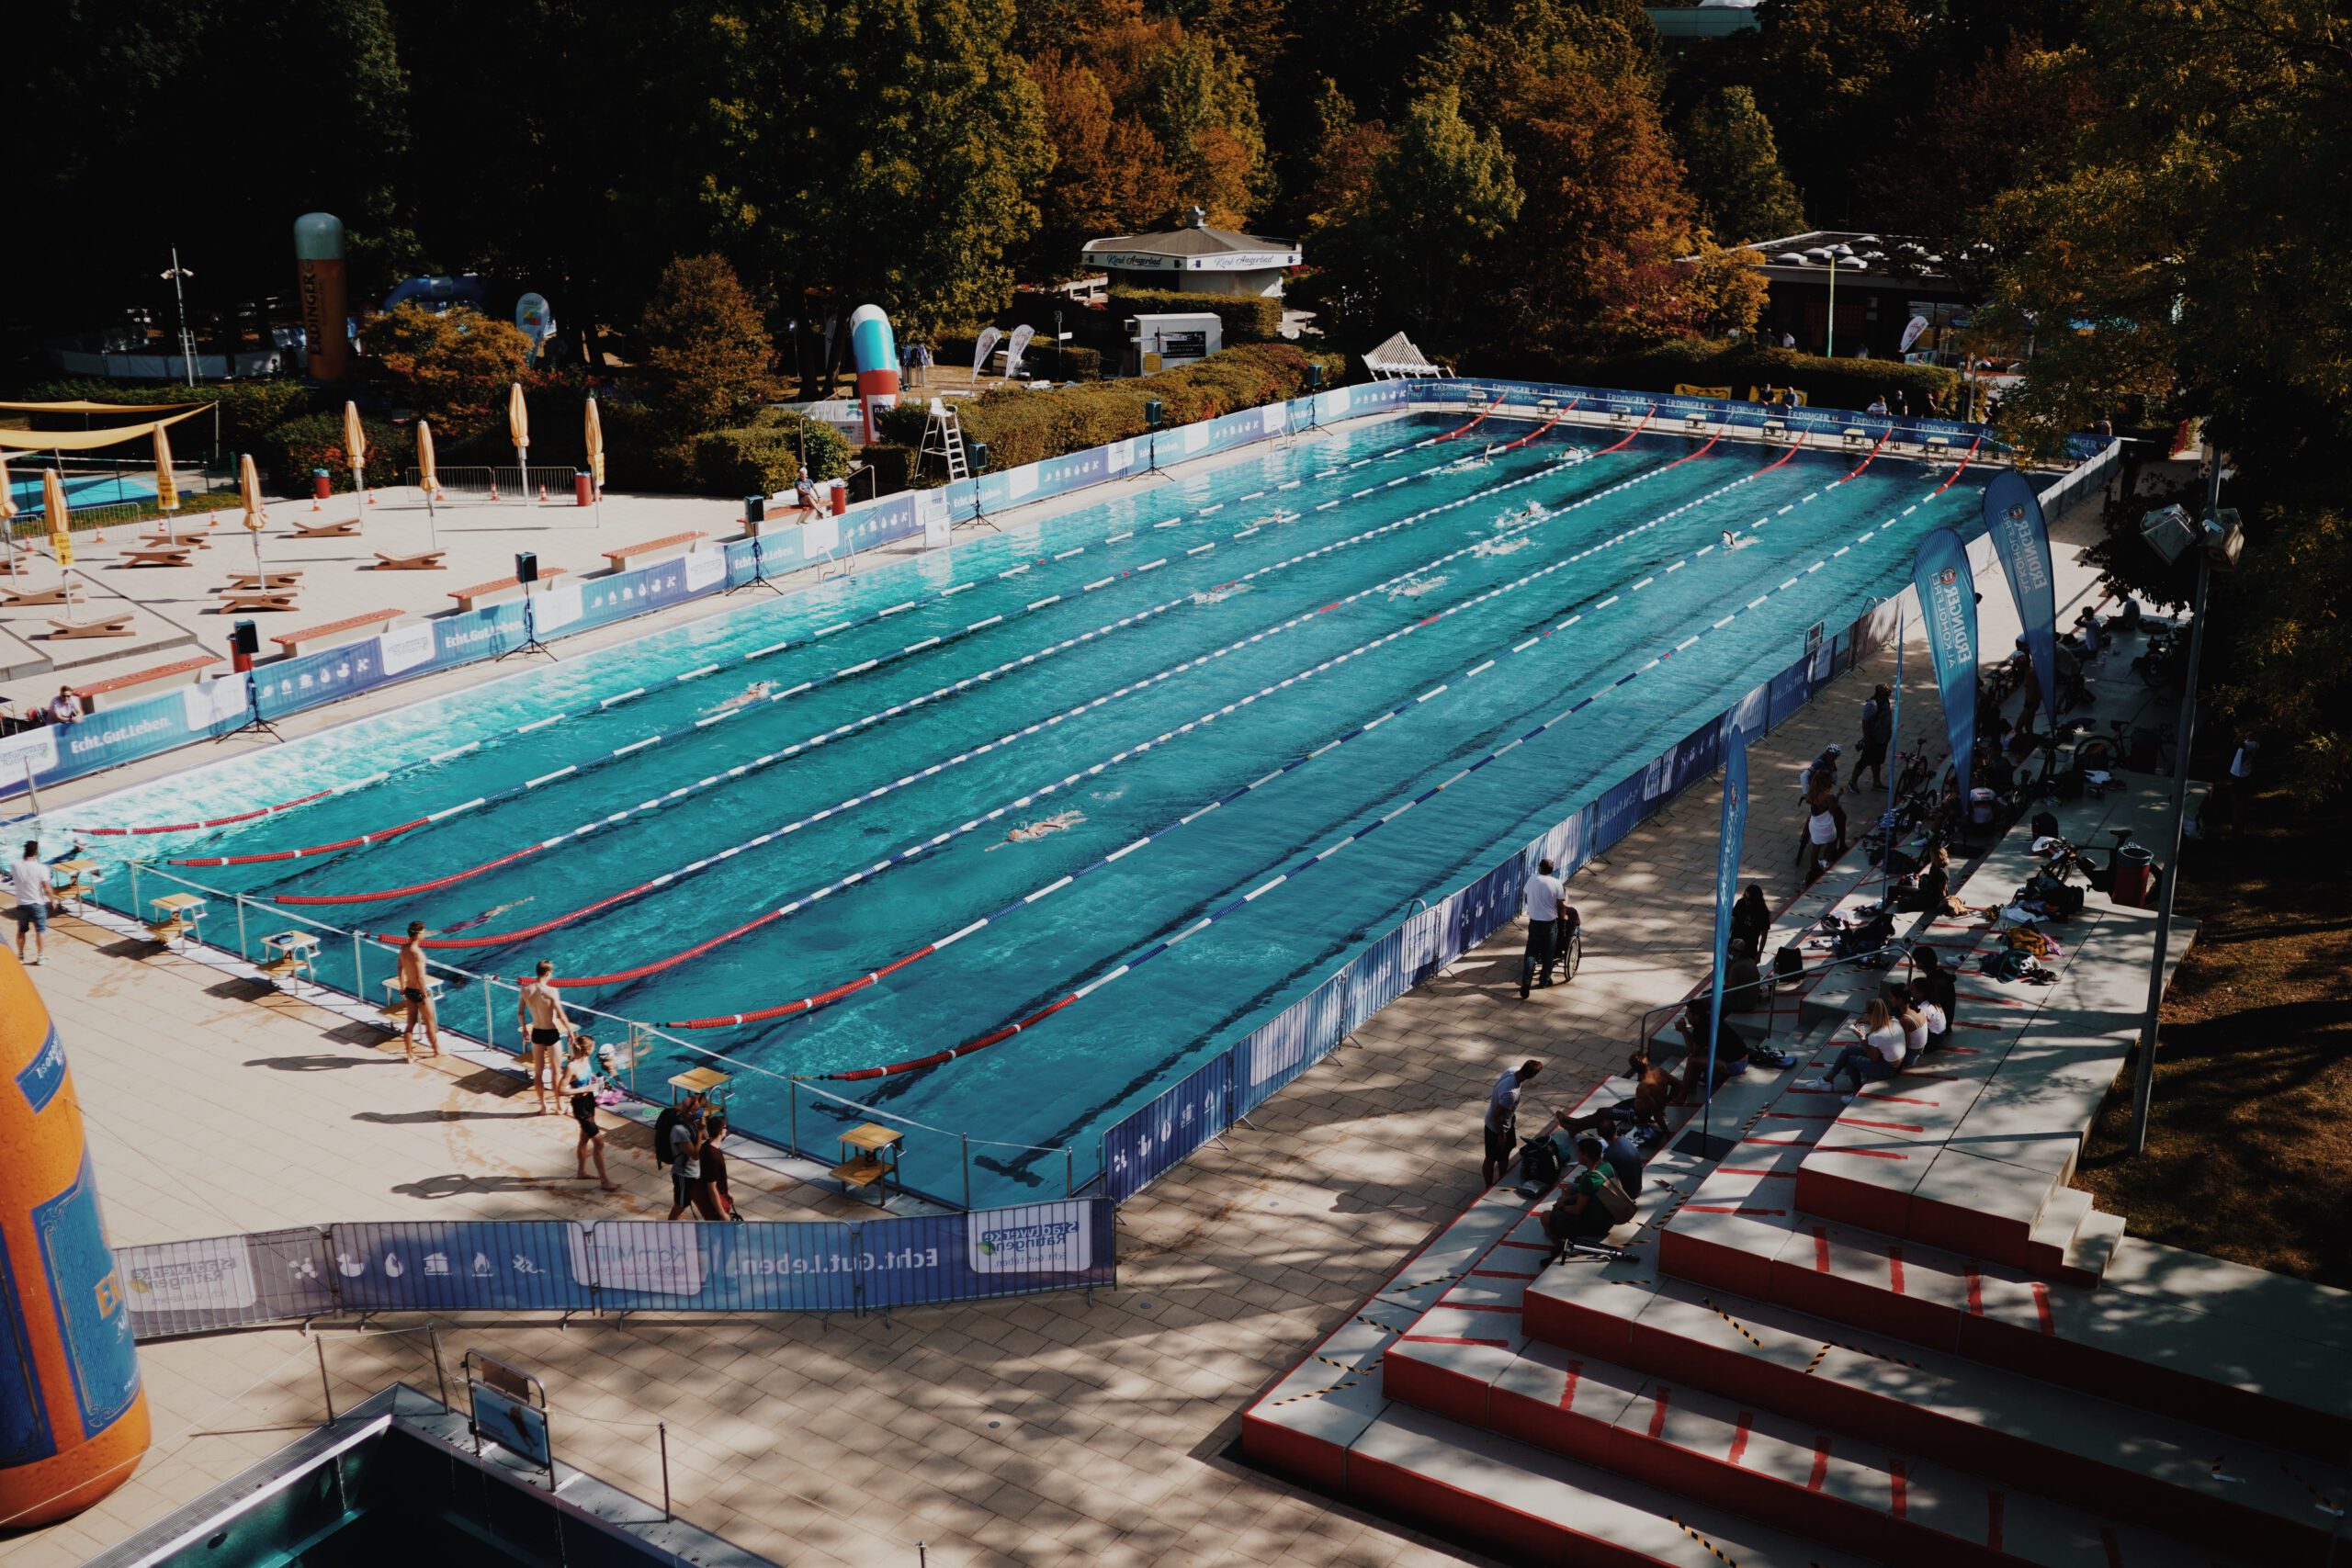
43,468,74,570
153,423,181,543
508,382,531,502
239,453,267,575
0,453,16,583
344,400,371,518
415,419,441,547
583,395,605,494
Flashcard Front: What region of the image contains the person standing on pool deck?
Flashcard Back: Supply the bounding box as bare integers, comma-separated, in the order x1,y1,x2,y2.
1520,857,1569,998
9,840,52,967
1483,1059,1543,1186
396,921,441,1061
562,1033,620,1191
516,960,571,1114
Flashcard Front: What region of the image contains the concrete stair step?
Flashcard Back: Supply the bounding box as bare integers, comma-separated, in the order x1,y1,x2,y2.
1522,1252,2346,1562
2059,1206,2125,1284
2022,1184,2092,1280
1344,1402,1882,1568
1386,1334,2247,1568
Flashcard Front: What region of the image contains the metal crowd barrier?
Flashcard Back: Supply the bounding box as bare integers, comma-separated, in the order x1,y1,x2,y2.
113,1201,1115,1339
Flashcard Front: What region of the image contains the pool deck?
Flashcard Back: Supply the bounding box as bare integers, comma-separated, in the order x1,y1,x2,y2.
8,453,2155,1566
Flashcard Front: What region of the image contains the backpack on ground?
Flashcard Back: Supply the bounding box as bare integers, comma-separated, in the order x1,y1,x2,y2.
652,1105,680,1168
1773,943,1805,987
1518,1135,1564,1189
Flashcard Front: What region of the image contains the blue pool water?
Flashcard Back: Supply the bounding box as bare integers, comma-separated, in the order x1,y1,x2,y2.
74,413,1985,1202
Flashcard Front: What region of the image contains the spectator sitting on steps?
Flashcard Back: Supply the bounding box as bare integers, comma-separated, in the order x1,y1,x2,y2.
1541,1133,1627,1261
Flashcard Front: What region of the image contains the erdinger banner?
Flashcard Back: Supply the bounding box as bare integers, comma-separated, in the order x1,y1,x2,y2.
1983,468,2059,728
1911,526,1980,800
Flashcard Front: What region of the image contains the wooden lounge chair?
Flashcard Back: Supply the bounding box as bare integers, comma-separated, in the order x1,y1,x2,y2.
0,582,82,609
120,547,195,568
140,531,209,549
373,549,447,570
47,614,134,639
288,517,362,539
216,591,300,614
218,570,303,592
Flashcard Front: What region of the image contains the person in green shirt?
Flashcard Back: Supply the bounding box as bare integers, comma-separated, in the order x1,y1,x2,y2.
1542,1133,1625,1261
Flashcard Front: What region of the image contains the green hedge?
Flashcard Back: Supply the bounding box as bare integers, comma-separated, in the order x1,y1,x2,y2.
858,443,918,494
954,344,1343,473
17,378,315,453
256,412,409,492
1464,341,1962,418
1107,288,1283,344
685,410,854,497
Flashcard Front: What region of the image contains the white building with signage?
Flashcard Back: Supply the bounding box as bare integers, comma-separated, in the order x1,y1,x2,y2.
1080,207,1301,299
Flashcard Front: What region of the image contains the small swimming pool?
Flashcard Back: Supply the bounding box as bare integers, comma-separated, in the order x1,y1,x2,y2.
72,412,1984,1204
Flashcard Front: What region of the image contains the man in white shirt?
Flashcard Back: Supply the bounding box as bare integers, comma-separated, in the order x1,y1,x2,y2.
47,686,83,727
1519,857,1577,997
1483,1059,1544,1186
9,840,53,966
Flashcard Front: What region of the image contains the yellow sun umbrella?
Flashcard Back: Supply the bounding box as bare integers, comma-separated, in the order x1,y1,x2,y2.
583,395,605,494
43,468,74,570
415,419,441,547
508,382,531,503
239,452,268,575
153,423,181,539
343,400,371,513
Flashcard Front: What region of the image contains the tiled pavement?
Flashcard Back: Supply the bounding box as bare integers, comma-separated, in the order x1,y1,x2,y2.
6,475,2128,1566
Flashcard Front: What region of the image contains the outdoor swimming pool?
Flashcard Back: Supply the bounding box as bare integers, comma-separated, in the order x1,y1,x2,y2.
71,411,1986,1203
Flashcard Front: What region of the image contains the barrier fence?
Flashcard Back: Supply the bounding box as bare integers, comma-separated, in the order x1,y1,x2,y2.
111,1201,1115,1338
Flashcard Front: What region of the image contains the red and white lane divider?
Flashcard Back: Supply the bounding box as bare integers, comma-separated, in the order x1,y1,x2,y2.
362,438,1715,947
811,469,1973,1075
168,434,1601,871
1931,430,1986,494
645,442,1819,1026
1435,394,1508,443
84,423,1474,844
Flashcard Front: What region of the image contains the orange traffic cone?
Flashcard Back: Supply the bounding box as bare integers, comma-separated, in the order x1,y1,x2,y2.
311,493,322,512
537,483,548,503
489,481,501,502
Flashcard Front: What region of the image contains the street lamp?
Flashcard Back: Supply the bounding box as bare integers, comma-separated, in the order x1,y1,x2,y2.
161,248,198,388
2126,466,2245,1154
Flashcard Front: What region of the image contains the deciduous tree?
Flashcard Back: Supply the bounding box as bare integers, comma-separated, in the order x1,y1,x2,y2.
1679,87,1805,244
639,254,776,435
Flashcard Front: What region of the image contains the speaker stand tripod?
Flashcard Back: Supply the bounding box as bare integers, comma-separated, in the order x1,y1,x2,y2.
496,584,558,661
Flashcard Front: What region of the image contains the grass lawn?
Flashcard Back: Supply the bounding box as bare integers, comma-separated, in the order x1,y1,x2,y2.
2077,787,2352,1287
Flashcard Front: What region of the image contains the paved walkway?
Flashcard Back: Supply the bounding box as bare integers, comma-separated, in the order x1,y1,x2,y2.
7,467,2137,1567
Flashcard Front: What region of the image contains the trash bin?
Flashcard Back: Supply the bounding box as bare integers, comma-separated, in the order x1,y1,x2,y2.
312,468,332,501
828,479,848,517
2112,841,2154,908
1968,786,1998,827
574,471,593,507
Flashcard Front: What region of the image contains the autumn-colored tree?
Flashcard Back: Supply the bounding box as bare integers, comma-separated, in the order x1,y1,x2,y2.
1076,17,1272,228
366,304,534,441
1733,0,1931,223
1679,86,1804,244
639,254,776,435
1302,79,1392,223
1852,38,2102,231
1032,50,1180,262
1009,0,1141,56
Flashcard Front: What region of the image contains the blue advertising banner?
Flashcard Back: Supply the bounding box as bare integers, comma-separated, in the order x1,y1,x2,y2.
579,1219,865,1315
1982,468,2059,728
1911,526,1980,801
324,1221,590,1313
1103,1054,1232,1205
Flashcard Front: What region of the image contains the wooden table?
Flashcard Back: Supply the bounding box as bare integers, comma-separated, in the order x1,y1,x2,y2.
49,858,99,909
830,1122,904,1204
379,973,447,1023
257,930,321,988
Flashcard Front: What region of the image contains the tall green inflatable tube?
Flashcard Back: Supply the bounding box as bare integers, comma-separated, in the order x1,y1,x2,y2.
0,952,148,1529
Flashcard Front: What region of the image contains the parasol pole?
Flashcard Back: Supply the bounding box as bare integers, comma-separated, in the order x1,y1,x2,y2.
343,400,370,533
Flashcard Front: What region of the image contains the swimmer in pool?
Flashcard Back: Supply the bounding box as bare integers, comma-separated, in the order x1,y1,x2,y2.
706,680,775,716
986,808,1086,849
441,897,537,933
1721,529,1754,550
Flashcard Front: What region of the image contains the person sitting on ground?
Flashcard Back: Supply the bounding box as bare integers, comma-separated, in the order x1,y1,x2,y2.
1541,1133,1628,1260
1728,884,1771,964
2064,607,2103,659
1670,1000,1753,1103
1586,1106,1651,1199
1618,1048,1679,1134
1913,983,1949,1060
1901,843,1952,912
48,686,83,727
1808,998,1906,1100
795,473,821,515
1885,984,1930,1068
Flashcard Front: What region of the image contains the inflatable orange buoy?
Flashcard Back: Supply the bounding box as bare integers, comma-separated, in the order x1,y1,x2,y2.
0,953,149,1528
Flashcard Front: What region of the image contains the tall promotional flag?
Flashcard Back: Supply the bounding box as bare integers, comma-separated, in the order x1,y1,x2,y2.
1702,687,1762,1128
1002,323,1036,380
1983,468,2058,728
1911,526,1980,805
971,326,1004,379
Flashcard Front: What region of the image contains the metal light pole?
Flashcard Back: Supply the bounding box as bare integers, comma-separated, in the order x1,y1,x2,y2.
162,249,198,388
2127,457,2236,1155
1825,256,1838,361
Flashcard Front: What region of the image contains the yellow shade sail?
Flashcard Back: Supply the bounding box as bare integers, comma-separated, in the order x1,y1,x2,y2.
153,425,179,512
0,400,201,413
0,405,209,451
507,382,530,449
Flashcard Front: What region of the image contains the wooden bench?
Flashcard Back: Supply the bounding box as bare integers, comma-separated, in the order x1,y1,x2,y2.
217,591,300,614
119,547,195,569
601,530,707,571
0,581,82,609
288,517,362,540
217,570,303,592
373,549,446,571
47,614,134,639
447,567,565,612
71,653,221,713
268,609,404,657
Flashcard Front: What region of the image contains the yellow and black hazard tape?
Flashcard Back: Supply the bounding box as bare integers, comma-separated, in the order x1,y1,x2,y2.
1351,1313,1408,1335
1269,1376,1360,1407
1701,1298,1764,1348
2279,1461,2345,1513
1315,1351,1383,1373
1805,1337,1920,1372
1391,1269,1470,1294
1668,1514,1739,1566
